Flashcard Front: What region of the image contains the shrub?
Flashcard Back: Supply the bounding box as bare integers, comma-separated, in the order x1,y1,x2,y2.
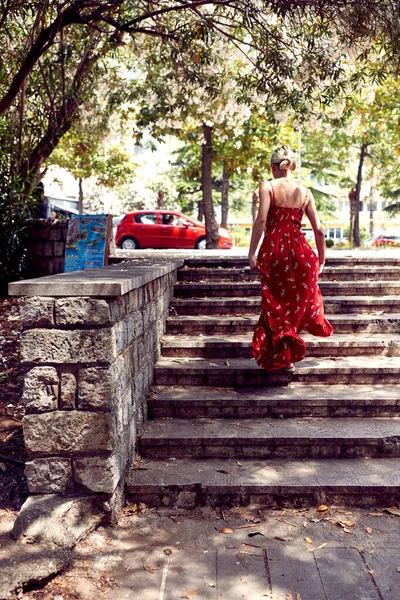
0,175,35,294
325,238,335,248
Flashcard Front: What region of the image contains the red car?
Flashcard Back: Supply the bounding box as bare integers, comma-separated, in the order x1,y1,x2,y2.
115,210,233,250
372,235,400,247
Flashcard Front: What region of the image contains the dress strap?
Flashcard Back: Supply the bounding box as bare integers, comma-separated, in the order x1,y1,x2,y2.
300,190,310,212
270,180,276,205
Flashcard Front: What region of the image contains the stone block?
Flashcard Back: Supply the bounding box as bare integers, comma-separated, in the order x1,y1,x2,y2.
54,241,65,257
23,411,115,454
55,297,111,326
114,319,128,354
78,366,114,411
49,228,61,241
25,458,72,493
60,371,77,409
53,257,64,273
133,310,144,338
21,328,115,364
109,296,125,322
34,242,44,257
19,296,54,328
74,455,121,494
43,241,53,257
22,366,59,413
12,494,104,547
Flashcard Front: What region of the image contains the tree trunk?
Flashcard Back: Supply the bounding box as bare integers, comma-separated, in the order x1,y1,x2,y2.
78,177,83,214
220,165,229,229
201,123,220,248
252,191,258,223
157,190,165,209
353,143,368,248
368,188,374,237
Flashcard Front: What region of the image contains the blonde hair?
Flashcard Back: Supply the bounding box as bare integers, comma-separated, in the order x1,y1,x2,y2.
271,145,296,171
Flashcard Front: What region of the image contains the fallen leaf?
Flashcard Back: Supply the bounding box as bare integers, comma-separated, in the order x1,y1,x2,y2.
141,559,160,573
180,589,199,599
367,512,383,517
248,531,265,538
221,528,234,534
208,583,216,588
354,546,364,553
237,460,242,466
341,521,356,527
366,527,373,535
396,567,400,572
237,524,258,529
225,360,231,366
305,537,313,544
216,469,232,475
385,507,400,517
209,362,219,367
368,570,374,575
316,543,327,550
343,528,353,534
240,575,247,584
274,536,293,542
317,505,329,512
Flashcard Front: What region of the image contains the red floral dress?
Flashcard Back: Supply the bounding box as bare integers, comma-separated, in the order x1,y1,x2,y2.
251,186,334,371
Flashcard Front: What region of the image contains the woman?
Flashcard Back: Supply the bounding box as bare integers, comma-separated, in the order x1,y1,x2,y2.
248,145,333,372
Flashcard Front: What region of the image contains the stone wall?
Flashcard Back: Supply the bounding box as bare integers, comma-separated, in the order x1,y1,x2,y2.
24,219,68,278
9,260,183,520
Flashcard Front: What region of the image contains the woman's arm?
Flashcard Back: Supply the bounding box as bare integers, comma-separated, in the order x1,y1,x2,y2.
305,191,326,273
248,181,271,270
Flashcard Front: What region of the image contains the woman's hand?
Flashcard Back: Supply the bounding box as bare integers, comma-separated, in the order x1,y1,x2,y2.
249,254,258,272
319,262,324,275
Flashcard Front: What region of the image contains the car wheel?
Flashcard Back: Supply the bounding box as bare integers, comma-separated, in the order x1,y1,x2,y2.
195,237,207,250
119,237,140,250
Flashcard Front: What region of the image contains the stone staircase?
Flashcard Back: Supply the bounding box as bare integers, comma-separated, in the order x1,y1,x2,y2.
127,255,400,508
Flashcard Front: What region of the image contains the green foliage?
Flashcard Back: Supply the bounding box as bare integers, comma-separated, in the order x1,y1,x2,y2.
231,227,250,248
325,238,335,248
0,175,34,293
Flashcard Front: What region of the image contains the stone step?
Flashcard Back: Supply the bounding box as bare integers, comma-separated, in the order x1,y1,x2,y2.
178,266,400,283
171,296,400,315
126,457,400,508
183,256,400,268
139,417,400,459
166,313,400,335
174,280,400,298
154,356,400,386
161,333,400,358
149,384,400,418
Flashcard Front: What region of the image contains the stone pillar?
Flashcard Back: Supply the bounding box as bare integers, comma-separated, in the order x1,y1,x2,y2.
9,259,182,538
24,219,68,277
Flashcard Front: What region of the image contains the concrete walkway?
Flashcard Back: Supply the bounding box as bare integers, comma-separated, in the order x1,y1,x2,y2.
2,505,400,599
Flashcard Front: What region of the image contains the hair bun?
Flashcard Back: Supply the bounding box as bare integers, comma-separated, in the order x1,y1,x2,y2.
279,158,292,171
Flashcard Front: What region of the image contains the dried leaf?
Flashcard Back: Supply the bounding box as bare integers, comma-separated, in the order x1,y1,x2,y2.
237,460,242,466
180,589,199,599
216,469,232,475
366,527,373,535
237,524,258,529
274,536,293,542
316,505,329,512
368,570,374,575
248,531,265,538
209,362,219,367
396,567,400,572
240,575,247,584
225,360,231,366
342,521,356,527
142,562,160,574
343,528,353,534
316,543,327,550
305,537,313,544
367,512,383,517
221,528,234,534
385,507,400,517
